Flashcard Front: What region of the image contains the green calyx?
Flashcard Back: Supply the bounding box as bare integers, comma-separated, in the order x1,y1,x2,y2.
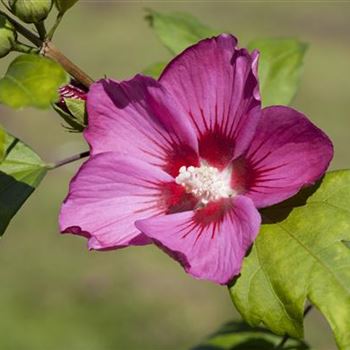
0,15,17,58
8,0,53,24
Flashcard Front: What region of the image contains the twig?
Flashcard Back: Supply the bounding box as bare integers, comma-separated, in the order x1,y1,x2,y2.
275,305,313,349
50,151,90,170
1,0,11,12
13,42,38,54
47,13,63,40
0,9,42,47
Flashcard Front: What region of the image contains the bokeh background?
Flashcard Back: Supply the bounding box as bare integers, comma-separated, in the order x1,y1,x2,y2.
0,1,349,349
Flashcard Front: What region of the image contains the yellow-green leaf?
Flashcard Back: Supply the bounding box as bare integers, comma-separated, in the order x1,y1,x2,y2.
0,54,68,109
229,170,350,350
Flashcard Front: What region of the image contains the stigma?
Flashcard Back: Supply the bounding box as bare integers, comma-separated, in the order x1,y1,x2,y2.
175,164,234,205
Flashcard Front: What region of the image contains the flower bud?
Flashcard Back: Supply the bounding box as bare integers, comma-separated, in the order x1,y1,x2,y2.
0,15,17,58
57,80,88,113
8,0,53,24
54,79,88,132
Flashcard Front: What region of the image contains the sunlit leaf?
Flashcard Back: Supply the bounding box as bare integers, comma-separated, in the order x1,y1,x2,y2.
229,170,350,349
190,321,309,350
0,126,48,236
248,38,307,107
143,62,166,79
0,54,68,109
146,9,219,55
54,0,79,14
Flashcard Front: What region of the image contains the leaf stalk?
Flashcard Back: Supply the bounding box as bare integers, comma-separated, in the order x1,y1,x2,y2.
50,151,90,170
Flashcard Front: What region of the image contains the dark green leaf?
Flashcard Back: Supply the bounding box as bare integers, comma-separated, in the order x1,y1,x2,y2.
54,0,79,14
248,38,307,107
0,54,68,109
0,126,48,236
191,321,309,350
229,170,350,349
143,62,167,79
146,9,219,55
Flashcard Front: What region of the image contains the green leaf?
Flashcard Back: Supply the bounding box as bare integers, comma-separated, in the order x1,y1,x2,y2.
54,0,79,14
0,54,68,109
143,62,167,79
0,126,48,236
52,98,86,132
146,9,219,55
247,38,308,107
52,104,81,132
64,98,86,126
191,321,309,350
229,170,350,349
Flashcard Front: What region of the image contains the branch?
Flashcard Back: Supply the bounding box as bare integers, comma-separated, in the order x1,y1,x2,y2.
0,10,94,88
41,41,94,88
0,10,42,47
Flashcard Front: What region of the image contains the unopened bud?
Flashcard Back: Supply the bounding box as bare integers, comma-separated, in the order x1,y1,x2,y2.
57,79,88,113
55,79,88,132
0,15,17,58
8,0,53,24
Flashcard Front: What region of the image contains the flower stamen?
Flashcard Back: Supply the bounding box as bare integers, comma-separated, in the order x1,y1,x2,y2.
175,165,234,205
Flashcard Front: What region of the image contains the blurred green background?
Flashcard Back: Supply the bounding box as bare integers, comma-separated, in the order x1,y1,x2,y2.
0,1,349,349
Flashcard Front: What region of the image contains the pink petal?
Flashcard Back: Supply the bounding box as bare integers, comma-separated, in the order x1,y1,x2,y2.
159,34,261,169
234,106,334,208
59,153,174,250
135,196,261,284
85,75,199,176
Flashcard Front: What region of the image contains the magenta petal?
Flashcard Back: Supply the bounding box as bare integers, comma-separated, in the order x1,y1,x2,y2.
240,106,334,208
159,34,261,168
59,153,173,250
85,75,198,173
135,196,261,285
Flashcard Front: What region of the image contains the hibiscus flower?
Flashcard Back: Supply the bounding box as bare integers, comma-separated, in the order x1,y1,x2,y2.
59,34,333,284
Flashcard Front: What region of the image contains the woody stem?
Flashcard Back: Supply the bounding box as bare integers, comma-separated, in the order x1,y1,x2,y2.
41,41,94,88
